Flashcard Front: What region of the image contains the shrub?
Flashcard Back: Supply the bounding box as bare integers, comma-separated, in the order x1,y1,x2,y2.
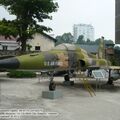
7,70,36,78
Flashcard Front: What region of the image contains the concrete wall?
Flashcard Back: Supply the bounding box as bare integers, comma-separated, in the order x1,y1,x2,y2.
28,33,55,51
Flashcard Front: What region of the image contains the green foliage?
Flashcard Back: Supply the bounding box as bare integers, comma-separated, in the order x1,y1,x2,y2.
26,44,32,51
109,57,118,66
76,36,114,45
0,0,58,52
56,33,74,45
86,38,95,45
104,40,114,44
95,38,114,45
56,33,114,45
0,19,18,37
76,35,85,44
7,70,36,78
114,46,120,65
114,46,120,50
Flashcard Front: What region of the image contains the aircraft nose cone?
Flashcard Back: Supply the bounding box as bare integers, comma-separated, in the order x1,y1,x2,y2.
0,57,20,69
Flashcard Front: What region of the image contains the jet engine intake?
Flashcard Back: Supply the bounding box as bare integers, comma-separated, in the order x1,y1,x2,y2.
79,60,86,67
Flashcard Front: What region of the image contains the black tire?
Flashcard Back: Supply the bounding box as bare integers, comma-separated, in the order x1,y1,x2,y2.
107,80,113,85
64,74,70,81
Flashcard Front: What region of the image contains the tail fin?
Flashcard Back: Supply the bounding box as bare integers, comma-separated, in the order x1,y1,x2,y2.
98,37,105,59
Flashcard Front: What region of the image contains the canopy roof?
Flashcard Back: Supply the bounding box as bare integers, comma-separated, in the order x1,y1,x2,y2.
53,43,77,50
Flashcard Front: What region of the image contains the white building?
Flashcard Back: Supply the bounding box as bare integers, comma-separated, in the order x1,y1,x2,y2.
27,33,56,51
73,24,94,42
0,36,19,51
0,33,56,52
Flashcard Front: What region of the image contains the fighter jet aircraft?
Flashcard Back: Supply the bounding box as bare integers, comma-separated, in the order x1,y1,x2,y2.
0,40,109,68
0,37,110,81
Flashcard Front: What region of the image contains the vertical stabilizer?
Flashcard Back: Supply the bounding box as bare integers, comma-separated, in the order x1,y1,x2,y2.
98,37,105,59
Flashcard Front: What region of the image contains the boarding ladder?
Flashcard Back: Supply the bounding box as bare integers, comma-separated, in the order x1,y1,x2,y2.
75,70,96,97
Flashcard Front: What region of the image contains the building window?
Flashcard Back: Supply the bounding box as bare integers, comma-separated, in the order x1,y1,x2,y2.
35,46,40,51
2,46,8,51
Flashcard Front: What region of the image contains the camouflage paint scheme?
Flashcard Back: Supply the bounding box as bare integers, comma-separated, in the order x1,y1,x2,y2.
0,42,110,71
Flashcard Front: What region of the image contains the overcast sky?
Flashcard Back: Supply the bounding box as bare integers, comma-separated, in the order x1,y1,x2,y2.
0,0,115,41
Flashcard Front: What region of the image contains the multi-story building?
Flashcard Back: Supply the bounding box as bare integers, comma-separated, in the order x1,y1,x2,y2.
116,0,120,44
73,24,94,42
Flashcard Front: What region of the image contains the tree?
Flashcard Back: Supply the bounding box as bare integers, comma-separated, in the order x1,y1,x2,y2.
95,38,114,45
86,38,95,45
0,19,18,38
86,38,90,43
114,46,120,65
56,36,64,45
76,35,85,44
95,38,101,44
104,40,114,44
0,0,58,53
26,44,32,52
114,46,120,50
56,33,74,45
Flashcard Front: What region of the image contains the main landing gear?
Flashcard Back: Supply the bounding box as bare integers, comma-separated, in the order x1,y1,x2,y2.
63,74,74,86
64,74,70,81
107,69,113,85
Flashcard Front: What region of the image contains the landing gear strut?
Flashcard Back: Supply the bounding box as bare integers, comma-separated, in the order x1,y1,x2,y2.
63,73,74,86
49,73,56,91
64,74,70,81
107,69,113,85
107,80,113,85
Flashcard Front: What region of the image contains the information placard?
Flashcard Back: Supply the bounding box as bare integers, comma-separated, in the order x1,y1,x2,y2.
92,70,105,79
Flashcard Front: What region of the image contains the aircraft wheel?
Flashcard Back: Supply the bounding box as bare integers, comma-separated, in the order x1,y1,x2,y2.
49,81,56,91
107,80,113,85
64,74,70,81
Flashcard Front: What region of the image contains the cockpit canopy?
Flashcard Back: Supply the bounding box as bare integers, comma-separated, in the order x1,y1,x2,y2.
53,43,78,51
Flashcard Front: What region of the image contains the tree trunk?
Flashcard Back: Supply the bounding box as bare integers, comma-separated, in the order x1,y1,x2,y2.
21,38,27,54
